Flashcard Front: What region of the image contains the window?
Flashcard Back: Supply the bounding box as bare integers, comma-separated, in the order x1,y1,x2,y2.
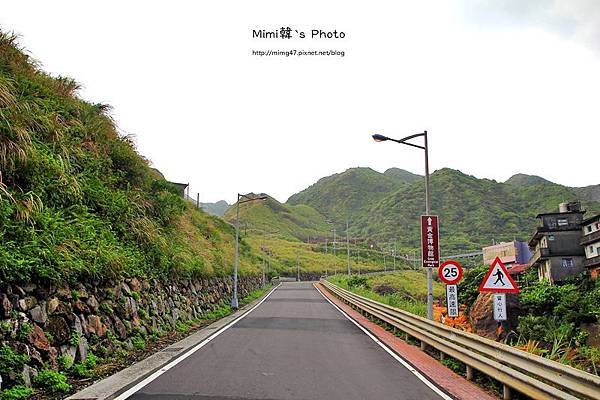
561,258,574,268
548,235,555,241
590,246,596,254
587,226,593,233
557,218,568,227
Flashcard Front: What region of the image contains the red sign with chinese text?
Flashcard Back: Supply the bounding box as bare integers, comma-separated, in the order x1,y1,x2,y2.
421,215,440,268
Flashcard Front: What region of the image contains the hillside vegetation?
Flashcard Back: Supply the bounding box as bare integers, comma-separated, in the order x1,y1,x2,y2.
287,167,406,224
0,31,259,285
224,195,331,241
288,167,600,254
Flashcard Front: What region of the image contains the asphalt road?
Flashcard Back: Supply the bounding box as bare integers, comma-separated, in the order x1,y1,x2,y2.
128,282,444,400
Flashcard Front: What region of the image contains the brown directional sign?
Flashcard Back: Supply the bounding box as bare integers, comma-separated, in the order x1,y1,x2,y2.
421,215,440,268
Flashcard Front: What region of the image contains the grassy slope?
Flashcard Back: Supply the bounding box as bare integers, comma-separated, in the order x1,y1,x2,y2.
0,31,259,285
287,167,404,226
224,195,331,241
328,272,444,316
245,235,385,275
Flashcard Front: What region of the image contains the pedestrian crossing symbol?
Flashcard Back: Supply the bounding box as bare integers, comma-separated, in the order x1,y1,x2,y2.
479,257,519,293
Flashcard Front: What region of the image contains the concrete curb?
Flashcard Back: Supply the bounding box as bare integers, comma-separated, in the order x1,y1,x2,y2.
67,286,277,400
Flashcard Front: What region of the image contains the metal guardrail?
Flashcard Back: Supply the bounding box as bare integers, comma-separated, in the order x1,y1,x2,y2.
320,280,600,400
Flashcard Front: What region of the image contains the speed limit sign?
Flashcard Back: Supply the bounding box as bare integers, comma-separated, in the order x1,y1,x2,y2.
438,260,463,285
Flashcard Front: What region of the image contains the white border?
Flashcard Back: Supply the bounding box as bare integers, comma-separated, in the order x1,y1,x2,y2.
315,284,453,400
113,284,280,400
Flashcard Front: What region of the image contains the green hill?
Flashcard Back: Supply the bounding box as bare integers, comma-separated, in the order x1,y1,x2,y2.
288,168,600,254
383,167,423,183
0,31,259,285
224,195,330,241
573,185,600,203
199,200,230,216
286,167,404,225
505,173,553,186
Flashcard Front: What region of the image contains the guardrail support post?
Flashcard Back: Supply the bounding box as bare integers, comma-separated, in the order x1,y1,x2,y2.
420,341,427,351
439,351,445,361
466,365,473,381
503,385,512,400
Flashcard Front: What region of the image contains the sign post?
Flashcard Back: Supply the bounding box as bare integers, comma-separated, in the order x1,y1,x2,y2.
479,257,519,322
439,260,463,318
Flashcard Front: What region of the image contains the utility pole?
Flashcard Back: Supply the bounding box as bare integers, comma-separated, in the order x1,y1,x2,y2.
232,193,267,309
296,251,300,282
332,228,337,275
393,240,397,271
196,193,200,209
346,219,351,277
325,239,328,277
384,250,387,272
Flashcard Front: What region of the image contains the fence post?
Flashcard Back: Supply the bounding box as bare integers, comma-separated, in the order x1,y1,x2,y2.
466,365,474,381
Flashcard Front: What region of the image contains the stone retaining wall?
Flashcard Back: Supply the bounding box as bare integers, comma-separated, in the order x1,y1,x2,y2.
0,275,261,388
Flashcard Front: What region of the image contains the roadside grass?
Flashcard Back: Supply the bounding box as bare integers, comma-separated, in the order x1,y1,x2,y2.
327,273,444,317
245,236,383,276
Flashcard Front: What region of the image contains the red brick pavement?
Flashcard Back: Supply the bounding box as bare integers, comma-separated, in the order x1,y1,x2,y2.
315,283,499,400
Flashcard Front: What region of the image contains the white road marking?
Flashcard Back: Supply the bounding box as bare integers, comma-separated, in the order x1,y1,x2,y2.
113,284,280,400
315,284,453,400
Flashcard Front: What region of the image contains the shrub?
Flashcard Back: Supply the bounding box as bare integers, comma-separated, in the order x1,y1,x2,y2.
99,303,113,314
71,352,97,378
441,356,464,374
347,275,368,288
372,283,396,295
0,346,29,378
131,336,145,350
58,355,73,371
34,370,71,394
0,385,34,400
17,322,33,341
69,331,81,346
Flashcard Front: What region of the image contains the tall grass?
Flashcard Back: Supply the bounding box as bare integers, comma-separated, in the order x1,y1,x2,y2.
0,29,262,285
328,274,431,317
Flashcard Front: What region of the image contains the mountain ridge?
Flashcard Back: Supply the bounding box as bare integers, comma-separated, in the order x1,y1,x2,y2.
285,167,600,254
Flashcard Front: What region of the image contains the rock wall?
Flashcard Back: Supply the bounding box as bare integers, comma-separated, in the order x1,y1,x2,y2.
0,275,262,388
469,292,522,340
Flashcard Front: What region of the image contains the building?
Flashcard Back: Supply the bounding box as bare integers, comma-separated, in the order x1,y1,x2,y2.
581,214,600,279
528,202,586,283
168,181,189,198
482,241,532,268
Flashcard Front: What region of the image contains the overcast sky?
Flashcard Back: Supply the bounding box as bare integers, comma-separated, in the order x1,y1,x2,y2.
2,1,599,203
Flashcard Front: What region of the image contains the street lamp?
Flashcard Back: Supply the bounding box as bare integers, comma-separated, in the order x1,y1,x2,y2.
372,131,434,320
232,193,268,309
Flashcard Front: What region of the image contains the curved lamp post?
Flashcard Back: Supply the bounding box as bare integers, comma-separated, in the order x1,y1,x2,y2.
372,131,433,320
232,193,267,309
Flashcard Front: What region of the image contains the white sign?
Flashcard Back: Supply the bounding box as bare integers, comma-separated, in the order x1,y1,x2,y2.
493,293,507,321
446,284,459,317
